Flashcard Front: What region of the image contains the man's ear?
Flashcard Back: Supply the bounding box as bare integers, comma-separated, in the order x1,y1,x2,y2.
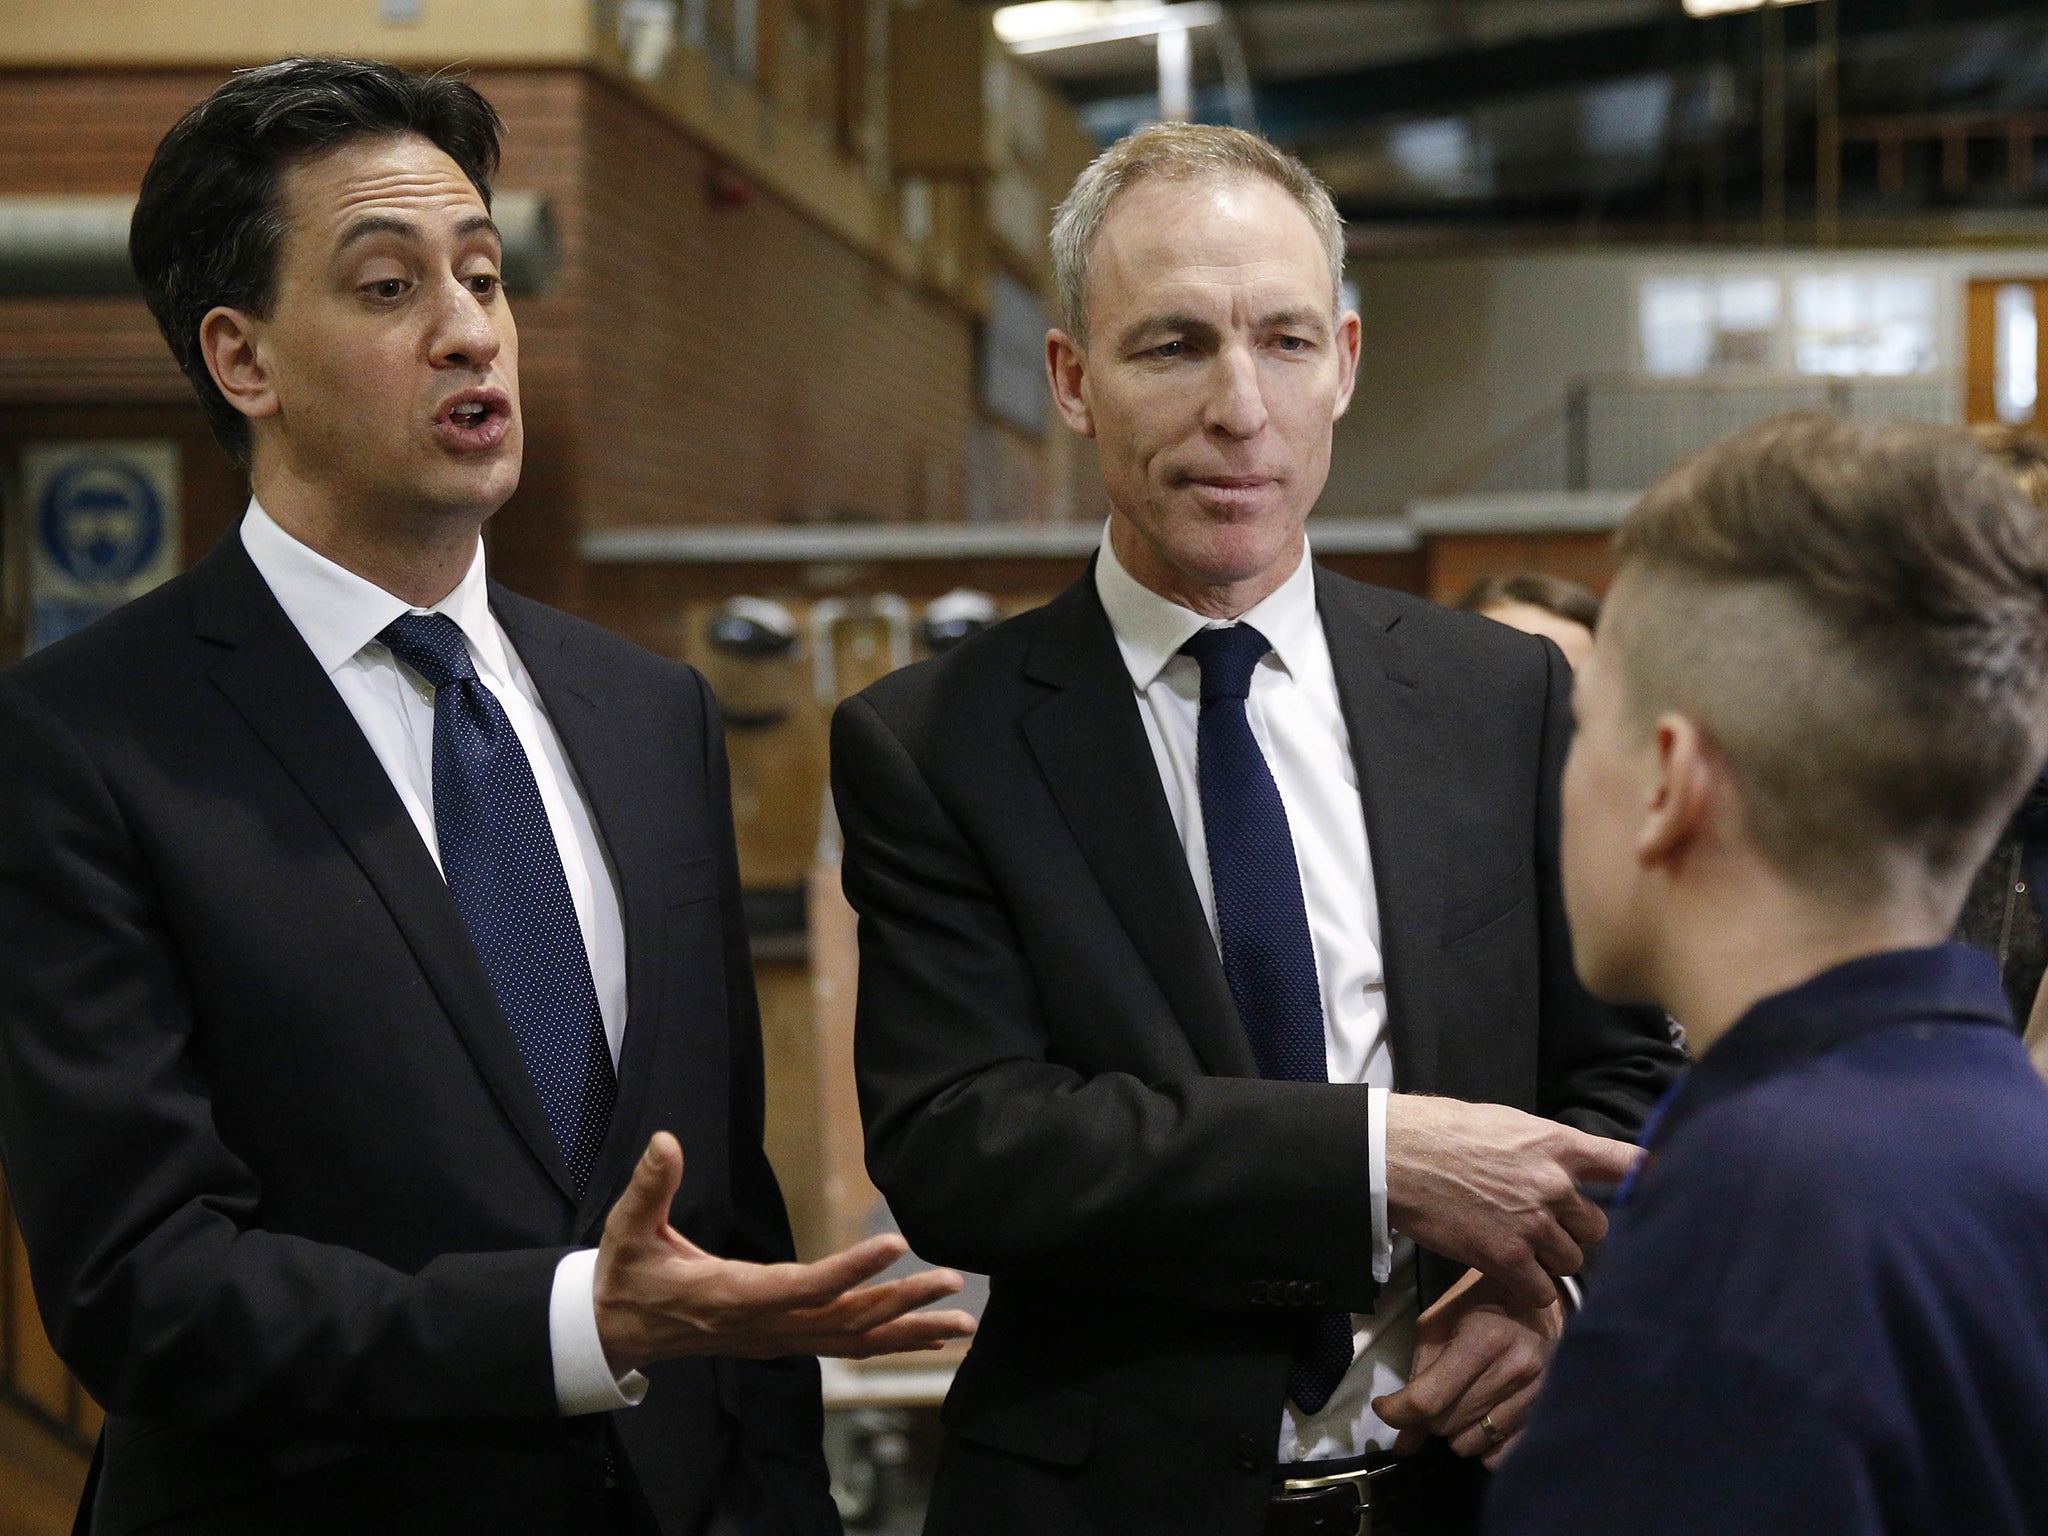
1330,308,1362,422
198,305,280,425
1046,329,1095,438
1639,712,1717,872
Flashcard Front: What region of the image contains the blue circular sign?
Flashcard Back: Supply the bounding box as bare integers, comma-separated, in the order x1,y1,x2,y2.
38,457,164,587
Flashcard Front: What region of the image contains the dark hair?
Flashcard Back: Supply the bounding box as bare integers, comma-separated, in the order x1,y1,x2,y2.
129,57,502,470
1454,570,1601,632
1611,411,2048,894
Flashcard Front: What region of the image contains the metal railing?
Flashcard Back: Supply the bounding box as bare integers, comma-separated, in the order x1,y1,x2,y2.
1438,373,1960,498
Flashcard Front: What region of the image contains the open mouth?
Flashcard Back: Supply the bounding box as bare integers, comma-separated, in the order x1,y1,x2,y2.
434,390,512,449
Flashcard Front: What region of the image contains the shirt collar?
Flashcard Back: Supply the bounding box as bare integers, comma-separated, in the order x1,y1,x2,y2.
1649,942,2012,1155
240,499,503,680
1093,521,1319,692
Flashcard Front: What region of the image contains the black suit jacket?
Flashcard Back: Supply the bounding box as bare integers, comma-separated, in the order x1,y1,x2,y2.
830,566,1682,1536
0,536,837,1536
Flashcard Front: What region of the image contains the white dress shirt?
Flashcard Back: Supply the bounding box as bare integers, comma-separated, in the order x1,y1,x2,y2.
1094,530,1419,1461
240,502,645,1416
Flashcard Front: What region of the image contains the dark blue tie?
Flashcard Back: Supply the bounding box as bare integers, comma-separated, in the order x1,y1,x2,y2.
379,612,615,1195
1181,623,1355,1415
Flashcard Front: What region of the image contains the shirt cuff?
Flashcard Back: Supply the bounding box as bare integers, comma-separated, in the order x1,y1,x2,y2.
1369,1086,1392,1285
550,1248,649,1415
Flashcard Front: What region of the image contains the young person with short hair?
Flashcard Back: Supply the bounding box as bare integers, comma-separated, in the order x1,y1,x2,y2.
1483,412,2048,1535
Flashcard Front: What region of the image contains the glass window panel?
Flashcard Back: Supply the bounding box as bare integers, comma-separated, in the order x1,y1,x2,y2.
1716,276,1780,331
1642,278,1712,377
1997,283,2039,425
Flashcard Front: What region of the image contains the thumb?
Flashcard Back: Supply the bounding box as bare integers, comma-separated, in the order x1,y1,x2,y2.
1559,1127,1640,1184
1372,1385,1423,1430
611,1131,685,1239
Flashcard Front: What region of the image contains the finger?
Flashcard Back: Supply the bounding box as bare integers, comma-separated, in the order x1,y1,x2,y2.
1527,1215,1585,1283
608,1133,685,1241
826,1308,979,1359
1390,1426,1429,1457
1486,1252,1558,1312
1434,1336,1545,1443
1556,1130,1640,1186
1376,1335,1490,1441
824,1268,969,1334
1450,1378,1540,1462
757,1235,913,1312
1551,1187,1610,1249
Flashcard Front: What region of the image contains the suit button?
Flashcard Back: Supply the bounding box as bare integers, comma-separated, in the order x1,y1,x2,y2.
1232,1433,1263,1472
1285,1281,1306,1306
1249,1281,1269,1306
1306,1282,1329,1305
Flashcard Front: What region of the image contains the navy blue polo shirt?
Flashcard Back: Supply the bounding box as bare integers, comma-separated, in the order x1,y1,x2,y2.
1485,944,2048,1535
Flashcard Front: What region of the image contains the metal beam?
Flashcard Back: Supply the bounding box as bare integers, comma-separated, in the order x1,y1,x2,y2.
1247,0,2046,145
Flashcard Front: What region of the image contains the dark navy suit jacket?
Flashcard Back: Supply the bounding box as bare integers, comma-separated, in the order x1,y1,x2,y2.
1486,944,2048,1536
0,536,836,1536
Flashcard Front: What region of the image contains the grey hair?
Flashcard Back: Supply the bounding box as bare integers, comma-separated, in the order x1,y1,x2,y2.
1049,122,1345,345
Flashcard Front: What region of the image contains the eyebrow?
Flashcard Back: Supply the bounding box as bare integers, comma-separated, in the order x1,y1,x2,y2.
1262,306,1331,335
1116,312,1218,353
1114,305,1332,354
334,212,502,254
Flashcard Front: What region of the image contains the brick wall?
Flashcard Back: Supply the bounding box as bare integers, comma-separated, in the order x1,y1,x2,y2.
578,74,976,537
0,66,590,612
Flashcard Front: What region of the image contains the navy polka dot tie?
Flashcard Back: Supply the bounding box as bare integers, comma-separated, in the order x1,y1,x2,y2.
1181,623,1355,1416
379,612,615,1196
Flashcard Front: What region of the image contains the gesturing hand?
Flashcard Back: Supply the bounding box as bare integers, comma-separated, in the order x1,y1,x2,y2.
594,1132,978,1375
1385,1095,1639,1310
1372,1267,1561,1469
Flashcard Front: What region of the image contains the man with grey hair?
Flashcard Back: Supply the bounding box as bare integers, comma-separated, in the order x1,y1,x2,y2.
833,123,1680,1536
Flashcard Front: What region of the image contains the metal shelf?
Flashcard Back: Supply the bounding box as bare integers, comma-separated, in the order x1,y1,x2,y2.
581,518,1420,564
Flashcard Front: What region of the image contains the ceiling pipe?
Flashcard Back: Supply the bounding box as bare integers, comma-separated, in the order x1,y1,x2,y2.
0,190,560,300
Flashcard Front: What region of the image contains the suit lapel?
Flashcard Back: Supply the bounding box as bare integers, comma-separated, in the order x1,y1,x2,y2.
191,540,578,1203
1019,579,1256,1079
1316,568,1446,1094
491,590,677,1230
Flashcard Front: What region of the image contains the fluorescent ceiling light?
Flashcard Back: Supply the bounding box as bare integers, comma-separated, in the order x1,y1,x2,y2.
994,1,1221,54
1682,0,1819,16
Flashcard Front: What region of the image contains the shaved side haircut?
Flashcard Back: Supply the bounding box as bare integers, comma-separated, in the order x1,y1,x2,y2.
1607,411,2048,902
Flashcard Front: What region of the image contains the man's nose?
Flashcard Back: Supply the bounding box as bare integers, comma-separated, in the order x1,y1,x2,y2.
1203,346,1268,439
428,276,501,369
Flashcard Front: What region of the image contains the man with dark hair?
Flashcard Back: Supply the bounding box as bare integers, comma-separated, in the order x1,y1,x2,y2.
0,57,971,1536
1485,413,2048,1535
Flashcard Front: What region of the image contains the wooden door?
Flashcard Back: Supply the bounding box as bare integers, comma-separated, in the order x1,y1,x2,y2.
1965,278,2048,427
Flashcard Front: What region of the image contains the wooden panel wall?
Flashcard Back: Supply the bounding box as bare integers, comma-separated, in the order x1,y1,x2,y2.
1424,532,1614,608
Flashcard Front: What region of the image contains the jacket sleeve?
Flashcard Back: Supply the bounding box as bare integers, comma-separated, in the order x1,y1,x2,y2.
1529,640,1687,1141
0,673,562,1433
832,689,1380,1314
689,669,838,1536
